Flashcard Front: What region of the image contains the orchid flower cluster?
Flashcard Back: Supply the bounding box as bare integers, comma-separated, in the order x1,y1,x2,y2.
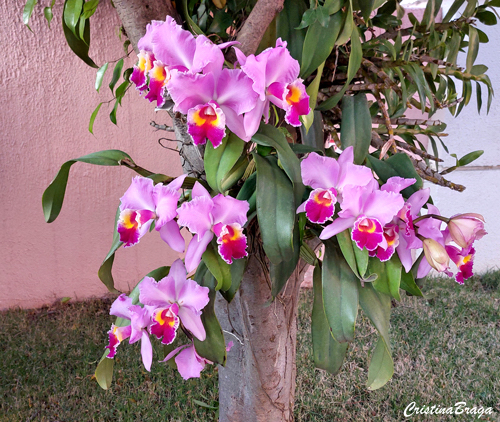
107,174,249,378
297,148,486,284
130,16,310,148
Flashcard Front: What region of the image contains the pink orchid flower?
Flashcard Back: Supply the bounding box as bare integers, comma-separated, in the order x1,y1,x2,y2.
163,341,212,380
296,147,374,224
177,182,249,272
131,16,230,107
235,38,310,133
139,259,210,343
117,175,186,252
422,238,452,276
105,294,153,371
319,178,407,253
167,68,259,147
446,245,475,284
447,213,487,249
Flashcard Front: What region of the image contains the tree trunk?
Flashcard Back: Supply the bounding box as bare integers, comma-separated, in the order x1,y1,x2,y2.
216,254,304,422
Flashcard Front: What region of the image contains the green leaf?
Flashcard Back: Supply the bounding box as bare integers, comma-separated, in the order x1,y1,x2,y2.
296,9,317,29
221,257,247,303
312,264,349,374
358,282,391,347
322,244,359,343
202,241,232,291
466,26,479,74
386,255,401,301
254,154,295,265
357,0,375,19
23,0,38,30
43,6,53,28
353,242,369,279
476,10,497,25
366,153,423,198
340,93,372,165
458,150,483,166
63,0,83,37
336,230,361,278
42,150,134,223
300,111,325,152
270,223,301,297
300,11,343,79
205,133,245,193
115,80,130,105
277,0,308,62
192,399,218,410
109,58,124,93
317,25,362,111
61,4,97,68
400,269,423,296
367,336,394,390
109,100,119,125
252,123,305,206
82,0,99,19
443,0,465,22
335,0,354,46
236,172,257,213
470,64,488,76
95,354,114,390
89,102,102,134
95,62,108,92
421,0,443,29
193,264,227,365
301,62,325,133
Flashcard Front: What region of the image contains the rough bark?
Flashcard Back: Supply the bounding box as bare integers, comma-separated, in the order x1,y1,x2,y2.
113,0,180,53
216,254,304,422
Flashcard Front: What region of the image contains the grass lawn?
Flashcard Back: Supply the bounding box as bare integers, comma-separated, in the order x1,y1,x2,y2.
1,274,499,421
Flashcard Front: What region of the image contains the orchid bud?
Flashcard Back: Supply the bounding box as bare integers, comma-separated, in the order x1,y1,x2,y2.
422,238,450,273
447,213,486,249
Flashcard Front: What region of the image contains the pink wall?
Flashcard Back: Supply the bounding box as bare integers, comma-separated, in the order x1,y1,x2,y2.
1,1,183,308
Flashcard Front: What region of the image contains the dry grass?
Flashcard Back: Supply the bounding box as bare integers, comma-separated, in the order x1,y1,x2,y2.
0,274,498,421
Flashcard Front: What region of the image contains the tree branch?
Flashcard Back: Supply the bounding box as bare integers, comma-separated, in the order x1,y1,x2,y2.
113,0,180,53
234,0,285,56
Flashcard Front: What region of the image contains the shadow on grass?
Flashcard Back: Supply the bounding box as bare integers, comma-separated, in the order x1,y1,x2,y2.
1,275,498,421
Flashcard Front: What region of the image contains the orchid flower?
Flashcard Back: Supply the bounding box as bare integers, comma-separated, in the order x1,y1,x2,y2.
177,182,249,272
447,213,487,249
422,238,452,276
296,147,374,224
167,68,259,146
105,294,153,371
117,175,186,252
163,341,212,380
139,259,210,343
446,245,475,284
235,39,310,132
319,178,407,253
131,16,230,107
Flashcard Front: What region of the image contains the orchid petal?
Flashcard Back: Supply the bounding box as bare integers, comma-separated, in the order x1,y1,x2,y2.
300,153,340,190
140,331,153,371
216,223,248,264
109,294,133,319
216,69,259,115
153,183,182,229
178,306,206,341
119,177,156,212
192,35,224,76
151,16,196,71
304,188,337,224
187,102,226,148
212,194,249,226
137,20,163,52
175,344,206,380
184,231,214,273
139,276,176,308
221,105,251,142
381,177,416,194
319,217,357,240
362,190,405,226
177,194,214,239
159,220,185,253
168,71,215,114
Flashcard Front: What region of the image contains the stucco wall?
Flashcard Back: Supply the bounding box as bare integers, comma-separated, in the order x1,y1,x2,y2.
1,1,182,309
